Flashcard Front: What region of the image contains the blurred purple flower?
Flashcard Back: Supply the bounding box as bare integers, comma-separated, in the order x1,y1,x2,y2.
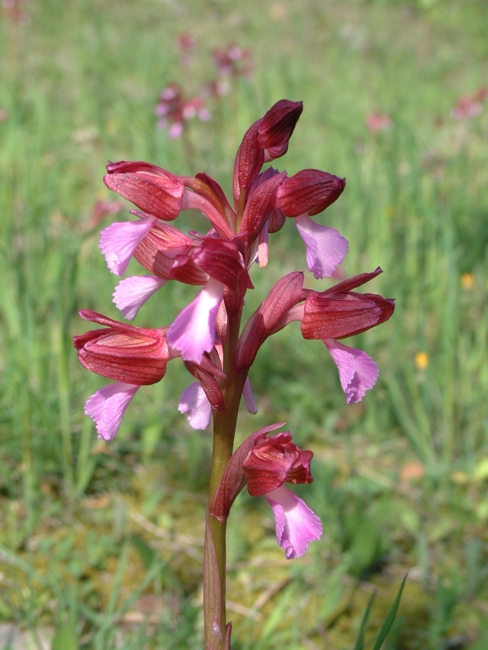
451,87,488,120
176,32,197,65
155,83,210,138
212,45,253,80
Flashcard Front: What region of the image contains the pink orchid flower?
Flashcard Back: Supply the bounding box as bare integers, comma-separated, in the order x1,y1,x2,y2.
243,432,322,559
209,426,321,559
236,268,394,403
74,310,223,438
179,375,257,430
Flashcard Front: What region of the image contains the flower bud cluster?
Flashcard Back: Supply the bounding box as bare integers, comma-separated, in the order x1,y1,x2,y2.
75,99,395,557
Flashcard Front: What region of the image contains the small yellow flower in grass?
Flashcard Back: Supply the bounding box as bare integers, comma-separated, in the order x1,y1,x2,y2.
461,273,474,290
415,351,429,370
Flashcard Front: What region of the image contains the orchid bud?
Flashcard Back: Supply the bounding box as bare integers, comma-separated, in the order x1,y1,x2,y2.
257,99,303,161
233,99,303,201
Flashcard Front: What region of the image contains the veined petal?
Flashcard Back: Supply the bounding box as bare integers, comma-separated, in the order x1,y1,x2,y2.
194,172,236,231
193,238,253,294
324,339,379,403
99,216,157,276
276,170,345,217
301,291,394,340
167,278,224,363
74,311,170,385
243,432,314,495
265,485,322,559
85,382,139,441
321,267,383,295
113,275,167,320
268,207,286,234
104,161,184,220
240,170,286,236
233,122,264,202
295,213,348,279
134,223,208,285
178,382,212,430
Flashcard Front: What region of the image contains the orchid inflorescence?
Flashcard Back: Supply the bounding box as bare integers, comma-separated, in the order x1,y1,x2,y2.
74,99,394,645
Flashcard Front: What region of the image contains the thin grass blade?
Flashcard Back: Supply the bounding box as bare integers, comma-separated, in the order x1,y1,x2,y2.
371,574,407,650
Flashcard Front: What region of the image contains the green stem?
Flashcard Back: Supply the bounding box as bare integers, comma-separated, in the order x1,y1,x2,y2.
204,307,247,648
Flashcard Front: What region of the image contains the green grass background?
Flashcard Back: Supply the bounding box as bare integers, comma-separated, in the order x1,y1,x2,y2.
1,0,488,647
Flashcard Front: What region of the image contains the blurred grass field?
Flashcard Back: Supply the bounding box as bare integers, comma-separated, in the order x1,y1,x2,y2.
1,0,488,648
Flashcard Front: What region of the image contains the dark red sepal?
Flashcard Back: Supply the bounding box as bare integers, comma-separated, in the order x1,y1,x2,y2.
301,291,395,340
257,100,303,159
